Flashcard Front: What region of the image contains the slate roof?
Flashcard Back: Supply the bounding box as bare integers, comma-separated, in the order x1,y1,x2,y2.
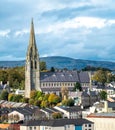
22,119,93,126
58,106,83,112
40,118,93,126
9,107,38,115
41,107,62,114
40,71,90,83
22,120,42,126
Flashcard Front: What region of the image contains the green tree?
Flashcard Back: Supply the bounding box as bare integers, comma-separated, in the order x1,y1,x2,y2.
40,61,47,71
0,70,8,83
8,93,15,101
50,67,55,72
73,82,82,91
62,98,74,106
34,100,41,107
29,98,34,105
0,90,9,100
100,91,107,100
21,97,29,103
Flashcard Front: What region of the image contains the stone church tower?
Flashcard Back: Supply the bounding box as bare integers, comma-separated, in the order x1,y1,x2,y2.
25,19,41,98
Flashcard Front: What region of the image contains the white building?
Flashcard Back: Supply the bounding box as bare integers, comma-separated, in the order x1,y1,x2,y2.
86,113,115,130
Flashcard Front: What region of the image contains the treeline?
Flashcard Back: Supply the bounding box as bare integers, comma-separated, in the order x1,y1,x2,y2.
82,65,112,71
0,61,47,90
0,90,74,108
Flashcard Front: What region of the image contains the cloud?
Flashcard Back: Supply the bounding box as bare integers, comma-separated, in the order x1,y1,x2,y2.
0,29,10,37
14,29,29,37
0,0,115,62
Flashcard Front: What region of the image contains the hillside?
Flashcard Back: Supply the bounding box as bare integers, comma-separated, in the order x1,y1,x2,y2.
0,56,115,70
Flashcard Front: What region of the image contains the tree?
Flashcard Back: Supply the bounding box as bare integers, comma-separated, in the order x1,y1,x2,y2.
40,61,47,71
52,112,62,119
40,100,49,108
100,91,107,100
8,93,15,101
30,90,37,99
50,67,55,72
92,70,108,85
21,97,29,103
0,90,9,100
29,99,34,105
48,93,60,105
73,82,82,91
34,100,41,107
62,98,74,106
0,70,8,83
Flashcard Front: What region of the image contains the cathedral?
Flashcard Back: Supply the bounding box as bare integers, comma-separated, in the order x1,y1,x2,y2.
25,20,90,98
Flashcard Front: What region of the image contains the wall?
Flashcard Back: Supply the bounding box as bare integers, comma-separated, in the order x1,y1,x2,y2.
86,117,115,130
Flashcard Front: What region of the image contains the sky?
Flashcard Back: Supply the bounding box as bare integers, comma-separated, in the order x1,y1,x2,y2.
0,0,115,62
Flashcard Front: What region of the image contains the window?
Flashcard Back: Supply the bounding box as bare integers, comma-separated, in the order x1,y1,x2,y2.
35,61,37,69
89,124,91,127
85,124,87,127
34,127,36,130
29,127,32,130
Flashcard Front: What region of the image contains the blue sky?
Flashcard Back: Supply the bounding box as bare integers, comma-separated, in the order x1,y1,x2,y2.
0,0,115,62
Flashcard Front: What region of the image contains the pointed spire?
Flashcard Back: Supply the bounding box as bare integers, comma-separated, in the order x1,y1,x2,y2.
27,19,38,59
29,18,37,48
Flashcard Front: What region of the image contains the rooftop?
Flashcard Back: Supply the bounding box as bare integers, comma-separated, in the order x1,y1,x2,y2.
87,113,115,118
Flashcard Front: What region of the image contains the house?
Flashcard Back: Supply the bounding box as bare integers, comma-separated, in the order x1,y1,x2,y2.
20,120,42,130
86,113,115,130
81,90,100,108
54,106,83,119
40,107,62,119
8,107,43,123
20,118,94,130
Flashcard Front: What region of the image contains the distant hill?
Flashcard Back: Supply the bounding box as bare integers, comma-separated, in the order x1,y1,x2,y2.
0,56,115,70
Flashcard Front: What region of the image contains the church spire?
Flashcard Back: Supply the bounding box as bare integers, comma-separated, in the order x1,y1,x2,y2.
27,18,38,60
25,19,41,98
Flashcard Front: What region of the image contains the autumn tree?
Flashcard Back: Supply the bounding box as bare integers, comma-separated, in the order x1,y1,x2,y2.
41,100,49,108
92,70,108,85
48,93,61,105
52,112,62,119
30,90,38,99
